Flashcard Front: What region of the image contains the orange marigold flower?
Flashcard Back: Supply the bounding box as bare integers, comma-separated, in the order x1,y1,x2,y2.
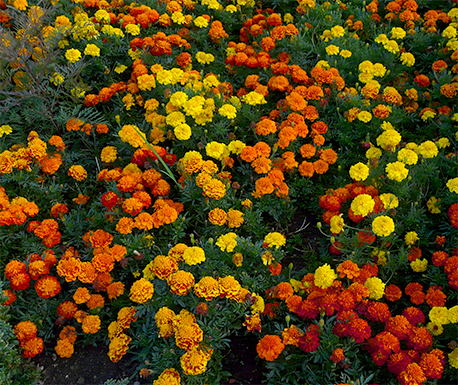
22,337,44,358
256,334,285,361
82,314,101,334
226,209,244,228
87,294,105,310
57,301,78,320
385,284,402,301
255,118,277,136
14,320,38,342
54,339,74,358
107,281,125,300
73,287,91,304
336,260,360,279
275,282,294,300
59,325,78,344
35,275,61,299
432,60,447,73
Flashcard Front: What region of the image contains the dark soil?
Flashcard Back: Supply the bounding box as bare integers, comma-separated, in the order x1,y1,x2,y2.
33,332,265,385
33,344,145,385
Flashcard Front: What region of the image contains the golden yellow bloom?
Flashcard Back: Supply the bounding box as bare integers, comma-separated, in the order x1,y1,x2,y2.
65,48,81,63
372,216,395,237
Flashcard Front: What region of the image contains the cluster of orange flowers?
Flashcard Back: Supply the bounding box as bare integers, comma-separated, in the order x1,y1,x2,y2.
258,259,449,384
13,320,43,358
97,151,183,233
0,187,39,226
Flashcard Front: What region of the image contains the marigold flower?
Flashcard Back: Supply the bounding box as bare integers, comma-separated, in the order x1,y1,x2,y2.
54,339,74,358
68,165,87,181
154,368,181,385
349,162,369,181
108,333,131,362
372,215,395,237
180,346,212,375
82,314,101,334
129,278,154,303
194,276,220,301
350,194,375,217
216,232,238,252
182,246,205,266
314,263,336,289
256,334,285,361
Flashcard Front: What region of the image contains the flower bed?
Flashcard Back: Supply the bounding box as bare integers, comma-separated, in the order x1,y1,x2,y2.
0,0,457,384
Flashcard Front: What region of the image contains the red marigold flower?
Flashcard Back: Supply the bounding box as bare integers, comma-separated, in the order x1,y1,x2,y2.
397,362,426,385
298,330,320,353
57,301,78,320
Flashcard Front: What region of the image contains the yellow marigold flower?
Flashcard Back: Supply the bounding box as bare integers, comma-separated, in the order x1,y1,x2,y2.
114,65,127,74
65,48,81,63
171,11,186,24
449,348,458,369
242,91,267,105
442,25,457,39
232,252,243,267
94,9,111,23
125,24,140,35
216,232,238,252
330,25,345,37
202,178,226,200
376,129,402,151
137,74,156,91
397,148,418,165
427,196,441,214
340,49,352,58
219,104,237,119
68,165,87,181
385,161,408,182
366,146,382,159
283,13,294,23
426,322,443,336
325,45,340,55
379,193,399,210
330,214,344,234
384,40,399,53
205,141,226,160
196,52,215,64
174,124,192,141
129,278,154,304
84,43,100,57
390,27,406,39
448,306,458,323
183,246,205,266
101,146,117,163
400,52,415,67
0,125,13,137
314,263,336,289
374,34,388,44
228,140,246,155
194,16,209,28
405,231,419,245
349,162,370,181
364,277,385,300
357,111,372,122
321,29,333,42
416,140,438,158
446,177,458,194
410,258,427,272
436,137,450,149
429,307,449,325
13,0,28,10
263,232,286,248
350,194,375,217
372,63,387,77
372,216,395,237
50,73,64,85
118,125,147,148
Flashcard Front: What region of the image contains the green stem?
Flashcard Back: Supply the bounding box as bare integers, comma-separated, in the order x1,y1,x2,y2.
130,125,183,190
